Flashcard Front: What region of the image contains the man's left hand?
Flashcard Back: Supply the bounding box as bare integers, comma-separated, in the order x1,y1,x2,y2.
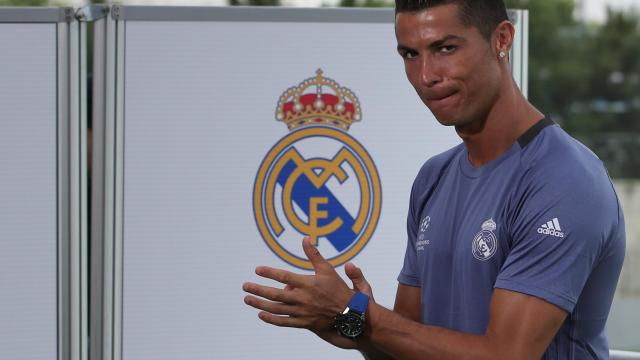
243,237,358,349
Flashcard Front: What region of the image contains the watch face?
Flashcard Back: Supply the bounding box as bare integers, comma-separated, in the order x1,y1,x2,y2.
336,312,365,339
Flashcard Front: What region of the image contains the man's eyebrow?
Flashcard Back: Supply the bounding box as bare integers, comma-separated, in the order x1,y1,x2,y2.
397,44,415,53
397,34,465,54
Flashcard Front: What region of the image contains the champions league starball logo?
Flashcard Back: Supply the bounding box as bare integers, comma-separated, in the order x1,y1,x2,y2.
253,69,382,270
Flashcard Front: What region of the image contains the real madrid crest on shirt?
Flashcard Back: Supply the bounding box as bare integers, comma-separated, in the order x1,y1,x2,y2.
472,218,497,261
253,69,382,270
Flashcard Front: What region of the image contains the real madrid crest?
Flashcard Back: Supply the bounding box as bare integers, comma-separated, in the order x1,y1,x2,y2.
253,69,382,270
472,218,497,261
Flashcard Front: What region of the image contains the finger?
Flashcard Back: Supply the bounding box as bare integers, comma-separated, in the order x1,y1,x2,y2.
344,262,374,298
243,282,295,304
302,237,333,273
244,295,300,316
255,266,307,287
345,262,366,284
258,311,306,328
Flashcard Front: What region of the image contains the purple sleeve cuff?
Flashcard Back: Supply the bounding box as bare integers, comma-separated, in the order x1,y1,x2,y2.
494,277,576,313
397,272,421,288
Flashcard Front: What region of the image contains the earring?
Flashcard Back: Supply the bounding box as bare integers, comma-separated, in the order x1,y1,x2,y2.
499,51,507,59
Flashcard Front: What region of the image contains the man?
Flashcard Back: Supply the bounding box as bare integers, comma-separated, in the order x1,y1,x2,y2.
243,0,626,358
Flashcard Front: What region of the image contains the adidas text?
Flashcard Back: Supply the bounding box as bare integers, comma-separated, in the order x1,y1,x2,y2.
538,218,565,238
537,227,565,238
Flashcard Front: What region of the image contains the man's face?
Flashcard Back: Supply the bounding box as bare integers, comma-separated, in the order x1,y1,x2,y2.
395,4,502,127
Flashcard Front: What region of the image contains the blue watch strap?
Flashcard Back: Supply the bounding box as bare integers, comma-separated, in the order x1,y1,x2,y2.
347,292,369,314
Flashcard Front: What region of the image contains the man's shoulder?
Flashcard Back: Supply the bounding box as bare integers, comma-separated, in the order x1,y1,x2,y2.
516,124,617,209
520,124,604,180
414,143,465,183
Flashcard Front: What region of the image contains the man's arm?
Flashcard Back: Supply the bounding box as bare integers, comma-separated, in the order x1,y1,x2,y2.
244,238,567,359
359,284,421,360
363,288,567,360
393,284,421,322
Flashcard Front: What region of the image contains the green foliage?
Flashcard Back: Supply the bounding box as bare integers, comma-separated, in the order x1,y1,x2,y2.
504,0,640,177
567,8,640,177
504,0,586,122
343,0,640,177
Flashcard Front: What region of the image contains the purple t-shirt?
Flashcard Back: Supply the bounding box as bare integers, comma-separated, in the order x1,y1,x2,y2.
398,118,625,359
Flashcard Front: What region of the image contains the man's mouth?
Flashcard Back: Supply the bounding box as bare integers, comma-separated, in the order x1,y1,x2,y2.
425,91,458,104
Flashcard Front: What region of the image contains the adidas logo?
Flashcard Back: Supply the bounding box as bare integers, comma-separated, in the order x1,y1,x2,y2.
537,218,565,238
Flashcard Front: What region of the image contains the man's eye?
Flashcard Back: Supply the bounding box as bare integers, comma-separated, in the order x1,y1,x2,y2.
402,51,418,59
439,45,457,54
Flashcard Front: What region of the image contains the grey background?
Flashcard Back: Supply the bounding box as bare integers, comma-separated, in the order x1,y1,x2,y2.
0,23,58,360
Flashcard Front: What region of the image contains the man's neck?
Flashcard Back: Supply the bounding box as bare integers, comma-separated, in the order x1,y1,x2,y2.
456,79,544,168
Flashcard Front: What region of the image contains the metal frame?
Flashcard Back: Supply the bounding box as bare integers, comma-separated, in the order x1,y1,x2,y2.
0,6,86,360
110,5,393,22
89,5,529,360
90,12,107,360
76,5,109,22
0,6,73,22
90,5,125,360
56,11,89,360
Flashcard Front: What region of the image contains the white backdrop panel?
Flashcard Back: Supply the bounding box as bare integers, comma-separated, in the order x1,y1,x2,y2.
0,24,57,360
122,20,460,359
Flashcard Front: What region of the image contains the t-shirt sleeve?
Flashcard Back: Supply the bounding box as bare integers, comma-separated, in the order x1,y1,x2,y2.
494,172,613,312
397,178,421,287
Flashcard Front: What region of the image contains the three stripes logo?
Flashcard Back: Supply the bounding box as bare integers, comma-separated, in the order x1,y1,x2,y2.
537,218,565,238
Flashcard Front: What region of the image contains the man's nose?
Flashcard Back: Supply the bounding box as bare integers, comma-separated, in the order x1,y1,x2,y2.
420,56,442,88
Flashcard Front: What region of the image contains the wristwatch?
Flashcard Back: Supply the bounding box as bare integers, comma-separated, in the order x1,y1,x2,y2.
334,291,370,339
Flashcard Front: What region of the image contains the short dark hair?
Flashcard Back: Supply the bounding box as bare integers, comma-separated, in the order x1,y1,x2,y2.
395,0,509,41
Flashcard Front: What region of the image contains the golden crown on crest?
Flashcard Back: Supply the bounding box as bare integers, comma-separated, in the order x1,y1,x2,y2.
276,69,362,131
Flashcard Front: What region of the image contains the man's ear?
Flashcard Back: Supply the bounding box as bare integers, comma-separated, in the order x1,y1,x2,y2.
494,20,515,58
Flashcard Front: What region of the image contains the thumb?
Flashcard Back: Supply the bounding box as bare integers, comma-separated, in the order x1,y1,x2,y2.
344,262,373,299
302,237,333,273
